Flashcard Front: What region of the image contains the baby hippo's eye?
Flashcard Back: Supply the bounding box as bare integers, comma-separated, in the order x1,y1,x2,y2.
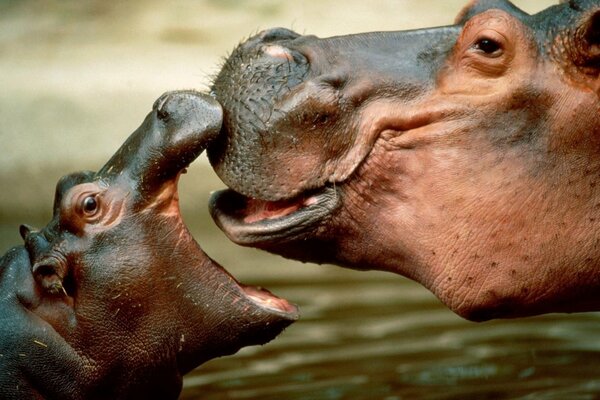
59,183,110,232
81,195,99,215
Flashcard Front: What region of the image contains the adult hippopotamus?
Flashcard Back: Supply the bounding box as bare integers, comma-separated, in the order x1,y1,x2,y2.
207,0,600,321
0,91,297,399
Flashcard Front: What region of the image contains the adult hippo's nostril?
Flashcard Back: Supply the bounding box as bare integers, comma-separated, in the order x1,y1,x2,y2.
236,27,302,54
262,44,296,62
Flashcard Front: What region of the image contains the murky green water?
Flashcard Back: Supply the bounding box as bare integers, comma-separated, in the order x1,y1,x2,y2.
179,271,600,399
184,237,600,399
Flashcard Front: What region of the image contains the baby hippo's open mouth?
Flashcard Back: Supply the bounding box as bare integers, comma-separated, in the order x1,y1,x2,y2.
209,185,340,245
0,90,300,399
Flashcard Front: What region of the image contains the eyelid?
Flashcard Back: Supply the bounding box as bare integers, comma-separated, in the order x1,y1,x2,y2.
471,38,504,58
470,29,507,49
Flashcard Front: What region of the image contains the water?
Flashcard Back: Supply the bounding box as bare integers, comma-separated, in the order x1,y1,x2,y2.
178,269,600,399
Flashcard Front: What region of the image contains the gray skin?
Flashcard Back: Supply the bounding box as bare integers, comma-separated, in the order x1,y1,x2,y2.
0,91,297,400
208,0,600,321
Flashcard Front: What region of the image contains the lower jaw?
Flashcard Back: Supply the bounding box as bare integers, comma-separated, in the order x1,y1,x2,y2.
208,185,339,246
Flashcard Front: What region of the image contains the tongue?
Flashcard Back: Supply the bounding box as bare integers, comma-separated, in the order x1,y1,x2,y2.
242,285,299,315
242,195,318,224
244,198,302,224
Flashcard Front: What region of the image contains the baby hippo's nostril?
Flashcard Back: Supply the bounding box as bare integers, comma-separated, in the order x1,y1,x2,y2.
152,91,222,135
32,259,70,296
258,27,301,43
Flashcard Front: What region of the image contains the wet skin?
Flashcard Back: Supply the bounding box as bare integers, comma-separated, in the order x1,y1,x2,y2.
0,91,297,399
208,0,600,321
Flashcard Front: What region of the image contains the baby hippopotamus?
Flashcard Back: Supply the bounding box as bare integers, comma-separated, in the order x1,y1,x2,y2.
0,91,297,399
208,0,600,320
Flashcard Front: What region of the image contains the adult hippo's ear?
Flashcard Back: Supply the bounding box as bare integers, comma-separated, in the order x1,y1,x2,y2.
576,8,600,71
454,0,528,25
97,91,222,202
564,3,600,87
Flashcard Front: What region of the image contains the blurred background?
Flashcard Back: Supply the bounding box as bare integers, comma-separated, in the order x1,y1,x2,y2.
5,1,600,399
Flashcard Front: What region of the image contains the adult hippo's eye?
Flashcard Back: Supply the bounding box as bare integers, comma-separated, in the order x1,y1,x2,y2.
473,37,502,56
81,195,99,215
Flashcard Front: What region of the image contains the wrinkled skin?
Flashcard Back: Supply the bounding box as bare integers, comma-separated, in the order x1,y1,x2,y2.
208,0,600,321
0,91,297,399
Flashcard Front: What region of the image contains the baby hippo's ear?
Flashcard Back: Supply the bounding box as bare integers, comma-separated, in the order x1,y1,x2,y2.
97,91,222,199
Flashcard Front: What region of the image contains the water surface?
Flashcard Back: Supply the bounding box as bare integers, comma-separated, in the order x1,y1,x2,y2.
179,260,600,400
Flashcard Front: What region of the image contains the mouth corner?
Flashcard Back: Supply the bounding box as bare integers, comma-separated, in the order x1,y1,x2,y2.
208,185,339,245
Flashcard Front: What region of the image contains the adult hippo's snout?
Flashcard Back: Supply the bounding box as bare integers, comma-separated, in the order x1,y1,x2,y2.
209,25,459,202
209,0,600,321
208,22,464,246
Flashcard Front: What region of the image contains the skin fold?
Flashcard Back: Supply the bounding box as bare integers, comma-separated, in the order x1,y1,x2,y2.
208,0,600,321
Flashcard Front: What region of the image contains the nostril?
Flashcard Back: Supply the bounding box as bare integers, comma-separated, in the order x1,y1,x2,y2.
32,258,72,297
258,27,300,43
321,74,348,90
32,262,58,279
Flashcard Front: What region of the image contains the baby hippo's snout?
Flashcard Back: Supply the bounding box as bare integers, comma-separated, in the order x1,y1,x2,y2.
101,90,222,197
152,90,222,151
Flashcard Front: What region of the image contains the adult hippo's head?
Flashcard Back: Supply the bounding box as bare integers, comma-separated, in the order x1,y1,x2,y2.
0,91,297,399
208,0,600,321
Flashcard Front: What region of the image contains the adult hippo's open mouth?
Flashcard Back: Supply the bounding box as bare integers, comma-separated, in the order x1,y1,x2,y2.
208,0,600,321
207,27,346,245
209,182,339,244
